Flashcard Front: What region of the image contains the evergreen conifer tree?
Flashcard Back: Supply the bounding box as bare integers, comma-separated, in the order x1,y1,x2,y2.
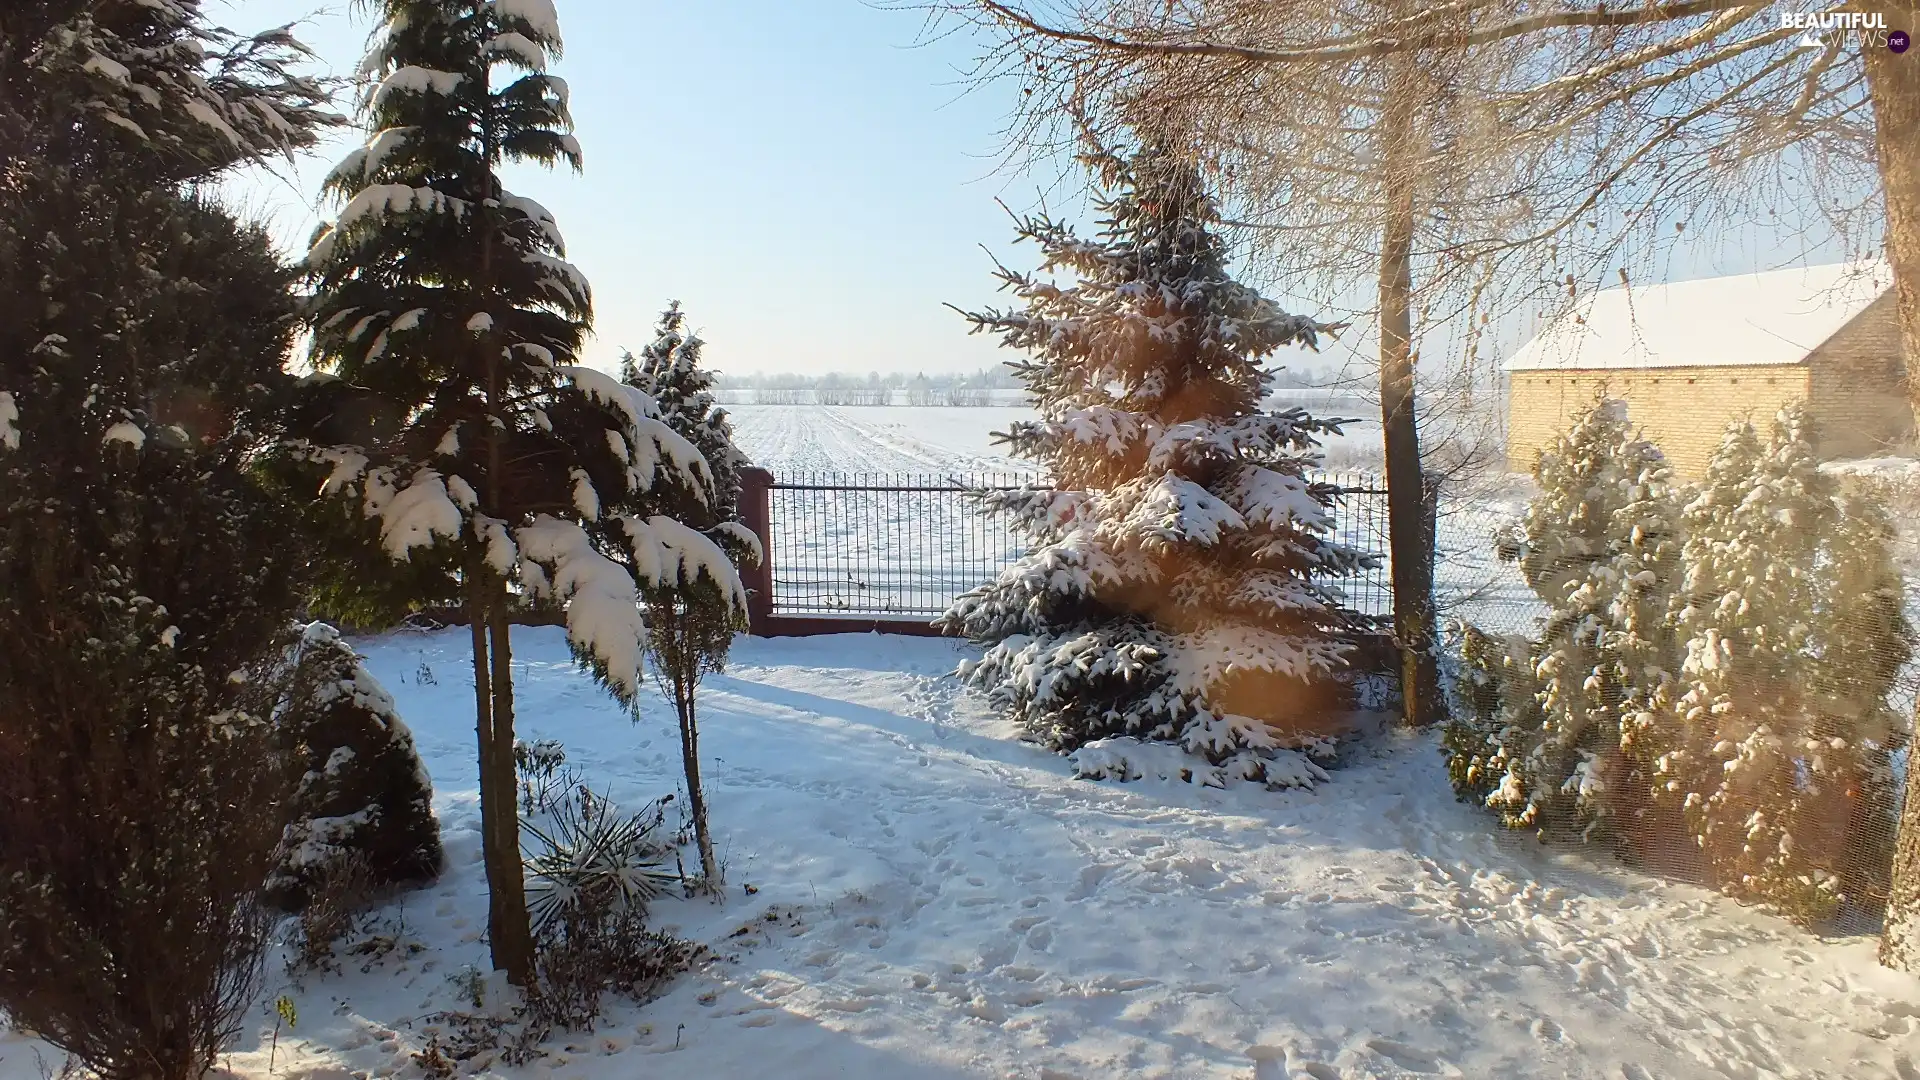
619,302,756,889
1663,408,1913,924
938,142,1371,788
622,302,745,518
1469,399,1685,844
269,622,444,911
0,3,333,1076
295,0,719,984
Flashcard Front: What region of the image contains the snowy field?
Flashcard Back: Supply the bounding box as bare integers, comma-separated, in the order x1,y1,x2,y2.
5,627,1915,1080
726,399,1383,476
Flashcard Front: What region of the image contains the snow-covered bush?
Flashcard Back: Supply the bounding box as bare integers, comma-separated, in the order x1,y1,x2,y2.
940,142,1371,789
1659,408,1912,924
1445,398,1685,845
1445,402,1915,926
269,622,442,911
0,3,334,1075
1439,622,1544,810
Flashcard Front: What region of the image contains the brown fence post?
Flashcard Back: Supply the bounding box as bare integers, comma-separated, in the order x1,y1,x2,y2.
739,467,775,635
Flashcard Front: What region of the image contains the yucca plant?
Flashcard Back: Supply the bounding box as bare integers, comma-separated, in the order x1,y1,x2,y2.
521,787,676,936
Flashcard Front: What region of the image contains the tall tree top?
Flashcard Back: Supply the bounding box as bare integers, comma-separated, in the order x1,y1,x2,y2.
965,141,1338,489
0,0,335,183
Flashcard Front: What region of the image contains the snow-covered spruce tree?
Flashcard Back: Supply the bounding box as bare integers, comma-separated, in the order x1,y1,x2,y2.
619,303,757,889
0,5,333,1078
1661,408,1913,924
1468,399,1685,846
622,302,747,519
268,622,443,911
938,143,1371,789
294,0,716,985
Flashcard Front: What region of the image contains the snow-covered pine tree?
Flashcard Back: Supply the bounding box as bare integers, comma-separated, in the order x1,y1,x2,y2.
0,4,333,1078
1469,398,1684,845
1663,408,1913,924
622,301,746,518
617,303,756,888
295,0,717,984
938,142,1371,789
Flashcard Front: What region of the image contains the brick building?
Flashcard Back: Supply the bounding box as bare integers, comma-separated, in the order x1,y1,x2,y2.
1505,262,1910,477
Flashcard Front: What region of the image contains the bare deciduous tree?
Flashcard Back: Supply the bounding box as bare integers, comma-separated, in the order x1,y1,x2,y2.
916,0,1886,732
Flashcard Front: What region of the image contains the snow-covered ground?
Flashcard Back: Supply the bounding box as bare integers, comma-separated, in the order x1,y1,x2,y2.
727,401,1383,476
729,404,1034,474
7,627,1914,1080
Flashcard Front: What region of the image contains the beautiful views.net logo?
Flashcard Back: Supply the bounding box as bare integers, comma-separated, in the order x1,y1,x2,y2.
1777,10,1910,52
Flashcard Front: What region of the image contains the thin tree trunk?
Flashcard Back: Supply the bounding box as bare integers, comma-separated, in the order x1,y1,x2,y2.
466,574,503,962
1864,7,1920,437
677,669,719,888
487,602,535,982
466,1,535,984
1863,0,1920,973
1377,63,1440,727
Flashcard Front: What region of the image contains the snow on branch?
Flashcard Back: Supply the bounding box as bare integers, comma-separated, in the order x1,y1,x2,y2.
0,393,18,451
491,0,565,48
1109,474,1247,550
364,467,466,559
623,515,750,615
370,66,464,109
102,421,146,449
499,192,565,251
485,32,548,71
515,516,645,697
522,250,590,307
1224,466,1332,532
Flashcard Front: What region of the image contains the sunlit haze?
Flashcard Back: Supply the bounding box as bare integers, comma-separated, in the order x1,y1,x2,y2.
221,0,1064,378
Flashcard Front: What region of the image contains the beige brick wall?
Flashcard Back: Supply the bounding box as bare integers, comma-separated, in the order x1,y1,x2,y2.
1507,366,1812,478
1804,293,1911,458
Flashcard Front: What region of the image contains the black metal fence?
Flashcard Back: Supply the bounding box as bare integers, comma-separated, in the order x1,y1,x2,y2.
737,468,1399,633
763,471,1037,620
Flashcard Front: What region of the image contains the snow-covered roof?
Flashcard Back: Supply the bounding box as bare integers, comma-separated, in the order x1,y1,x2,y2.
1505,261,1891,372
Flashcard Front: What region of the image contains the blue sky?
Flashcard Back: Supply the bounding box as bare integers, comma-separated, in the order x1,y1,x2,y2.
218,2,1869,386
222,0,1078,377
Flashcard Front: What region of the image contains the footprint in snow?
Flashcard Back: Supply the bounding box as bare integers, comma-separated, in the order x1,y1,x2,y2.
1366,1038,1453,1076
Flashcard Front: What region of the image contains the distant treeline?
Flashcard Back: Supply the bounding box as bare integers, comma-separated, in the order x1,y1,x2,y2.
714,366,1340,406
